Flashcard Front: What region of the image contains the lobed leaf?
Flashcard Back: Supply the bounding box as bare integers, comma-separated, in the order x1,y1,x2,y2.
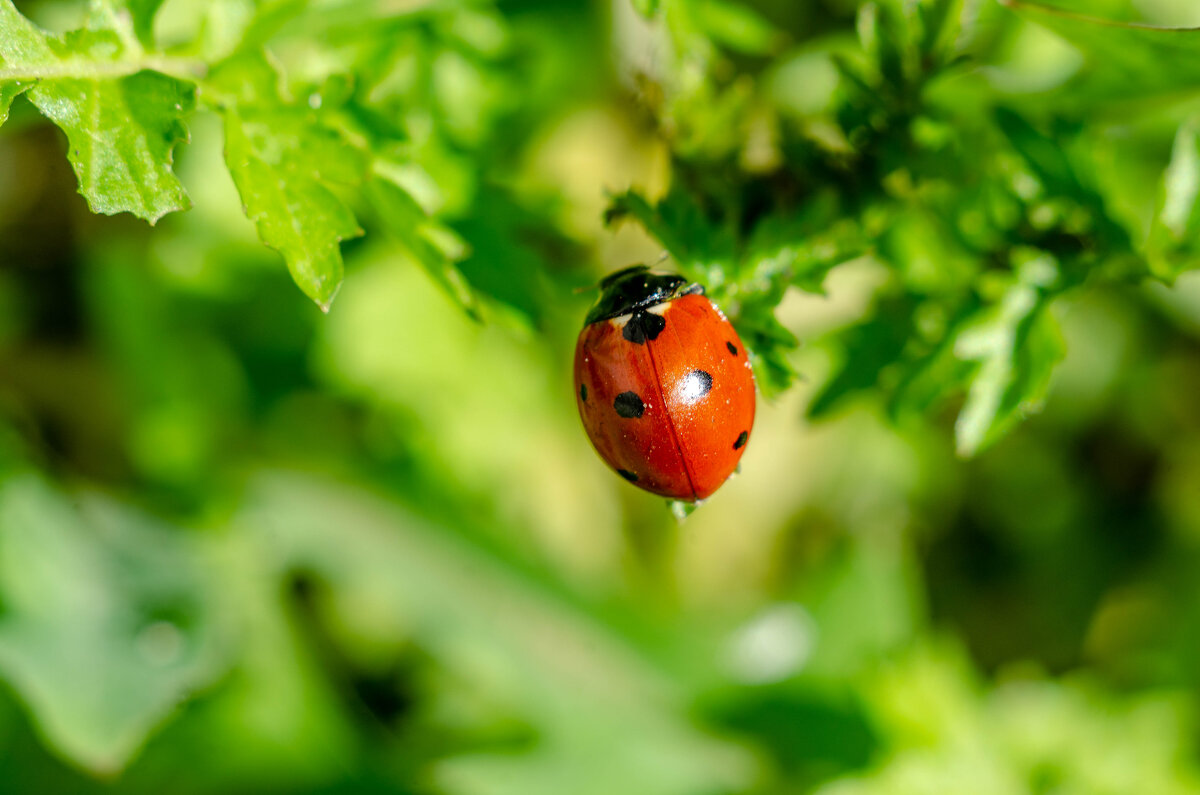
223,111,362,311
212,55,365,310
32,70,195,222
0,0,54,67
0,0,193,222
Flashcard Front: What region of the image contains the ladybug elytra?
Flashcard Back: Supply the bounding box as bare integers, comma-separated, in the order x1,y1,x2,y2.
574,266,756,501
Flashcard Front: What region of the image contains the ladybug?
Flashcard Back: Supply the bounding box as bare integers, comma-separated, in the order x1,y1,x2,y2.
574,266,756,501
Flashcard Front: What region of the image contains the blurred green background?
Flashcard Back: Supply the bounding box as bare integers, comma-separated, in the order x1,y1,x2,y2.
6,0,1200,793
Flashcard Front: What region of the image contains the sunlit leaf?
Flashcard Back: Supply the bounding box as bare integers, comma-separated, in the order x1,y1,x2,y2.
0,0,53,71
0,1,194,222
211,55,364,310
37,69,195,222
1148,117,1200,282
954,267,1064,456
606,187,739,291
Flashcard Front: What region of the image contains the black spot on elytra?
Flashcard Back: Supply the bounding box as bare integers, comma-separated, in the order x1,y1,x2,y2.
622,310,666,345
617,469,638,482
614,391,645,418
726,341,738,356
734,431,748,450
580,383,588,402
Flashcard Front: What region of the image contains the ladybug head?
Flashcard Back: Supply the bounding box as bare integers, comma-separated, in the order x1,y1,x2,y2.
585,265,704,326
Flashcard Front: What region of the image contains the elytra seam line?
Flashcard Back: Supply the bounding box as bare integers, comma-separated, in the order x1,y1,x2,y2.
645,315,698,501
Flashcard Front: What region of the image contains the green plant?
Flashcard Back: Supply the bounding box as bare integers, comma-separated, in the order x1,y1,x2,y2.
6,1,1200,792
5,0,1200,454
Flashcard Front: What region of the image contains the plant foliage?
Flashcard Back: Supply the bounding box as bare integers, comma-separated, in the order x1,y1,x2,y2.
6,0,1200,792
3,0,1199,449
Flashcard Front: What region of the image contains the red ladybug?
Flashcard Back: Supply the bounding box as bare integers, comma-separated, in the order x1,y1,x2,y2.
574,266,756,501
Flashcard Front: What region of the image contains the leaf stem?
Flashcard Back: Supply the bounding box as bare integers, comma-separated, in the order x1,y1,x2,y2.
0,56,208,83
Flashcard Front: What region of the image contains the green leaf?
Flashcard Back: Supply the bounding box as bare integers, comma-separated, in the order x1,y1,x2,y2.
953,261,1065,456
858,1,913,88
223,112,361,310
739,316,798,397
0,80,25,126
0,0,54,68
1001,0,1200,101
366,174,479,320
743,195,868,293
734,281,800,397
888,303,978,421
808,295,918,419
0,474,228,773
692,0,782,56
606,189,696,267
994,107,1082,196
35,69,195,222
0,1,194,222
212,55,365,310
994,107,1132,265
606,187,737,289
917,0,964,64
1148,117,1200,281
452,185,576,328
237,473,756,795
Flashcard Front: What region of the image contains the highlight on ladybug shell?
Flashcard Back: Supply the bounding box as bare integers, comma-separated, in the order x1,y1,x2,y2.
573,266,756,502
